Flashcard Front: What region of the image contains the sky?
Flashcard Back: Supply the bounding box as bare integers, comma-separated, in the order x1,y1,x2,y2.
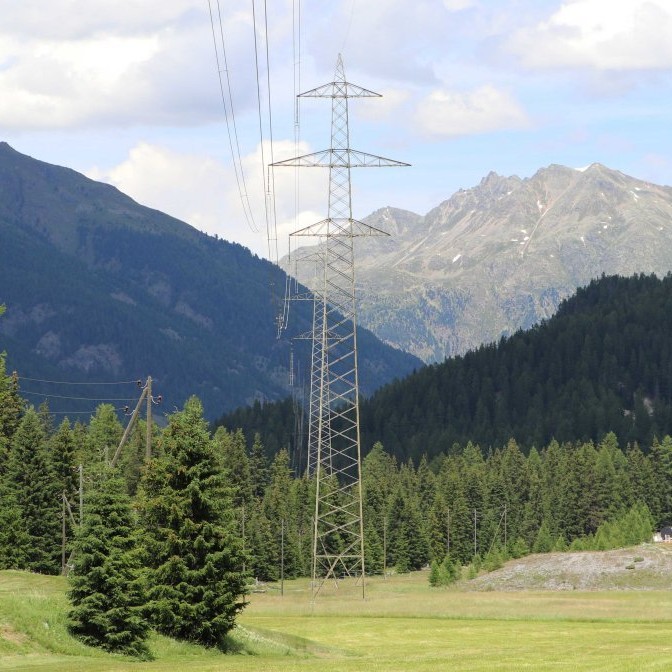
2,0,672,260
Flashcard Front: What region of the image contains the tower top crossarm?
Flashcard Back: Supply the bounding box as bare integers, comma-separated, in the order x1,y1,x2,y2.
299,54,380,99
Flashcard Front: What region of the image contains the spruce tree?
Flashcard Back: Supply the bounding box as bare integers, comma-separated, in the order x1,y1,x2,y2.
0,350,23,474
0,482,28,569
138,396,247,649
6,407,61,573
87,404,124,466
247,499,277,581
68,468,150,658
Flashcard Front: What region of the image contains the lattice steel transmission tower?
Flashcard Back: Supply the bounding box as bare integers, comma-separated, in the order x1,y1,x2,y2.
273,55,408,599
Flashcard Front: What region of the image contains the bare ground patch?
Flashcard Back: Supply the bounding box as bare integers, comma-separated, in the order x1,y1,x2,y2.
0,623,30,645
465,544,672,591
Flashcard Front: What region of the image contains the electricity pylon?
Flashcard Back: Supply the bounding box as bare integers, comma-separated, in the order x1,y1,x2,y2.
273,55,408,599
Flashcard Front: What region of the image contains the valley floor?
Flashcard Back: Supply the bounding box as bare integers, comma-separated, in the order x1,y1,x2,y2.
3,545,672,672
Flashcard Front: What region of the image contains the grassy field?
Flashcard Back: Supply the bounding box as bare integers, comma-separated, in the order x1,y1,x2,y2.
3,551,672,671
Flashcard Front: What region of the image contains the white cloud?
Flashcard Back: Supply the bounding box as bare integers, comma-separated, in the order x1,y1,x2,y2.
414,85,528,137
87,140,328,259
507,0,672,70
355,88,410,122
0,0,259,129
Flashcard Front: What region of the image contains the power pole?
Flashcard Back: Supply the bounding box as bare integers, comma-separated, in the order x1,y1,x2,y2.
273,54,408,601
145,376,152,461
110,377,158,468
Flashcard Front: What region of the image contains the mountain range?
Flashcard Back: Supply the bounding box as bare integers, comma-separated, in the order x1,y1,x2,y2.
0,142,420,418
287,163,672,362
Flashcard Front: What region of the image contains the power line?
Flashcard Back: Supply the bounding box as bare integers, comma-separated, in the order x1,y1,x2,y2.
207,0,259,233
21,391,138,402
262,0,280,266
17,376,141,386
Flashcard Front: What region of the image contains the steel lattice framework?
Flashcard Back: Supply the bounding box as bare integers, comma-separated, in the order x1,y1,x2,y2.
273,55,408,598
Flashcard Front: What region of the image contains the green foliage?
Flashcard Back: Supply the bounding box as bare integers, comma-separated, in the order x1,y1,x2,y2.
5,407,61,573
68,468,150,659
429,553,460,587
533,521,555,554
0,351,23,473
137,396,248,650
86,404,123,466
571,503,654,552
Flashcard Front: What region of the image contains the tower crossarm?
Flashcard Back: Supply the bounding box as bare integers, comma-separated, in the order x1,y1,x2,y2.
289,217,389,238
272,148,409,169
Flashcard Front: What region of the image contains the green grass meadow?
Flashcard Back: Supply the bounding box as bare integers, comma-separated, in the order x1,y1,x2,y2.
2,569,672,671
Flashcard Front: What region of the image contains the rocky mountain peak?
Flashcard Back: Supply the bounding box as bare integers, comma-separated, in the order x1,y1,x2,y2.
291,163,672,363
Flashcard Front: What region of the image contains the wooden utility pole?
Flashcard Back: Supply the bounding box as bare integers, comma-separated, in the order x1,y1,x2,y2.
110,377,156,468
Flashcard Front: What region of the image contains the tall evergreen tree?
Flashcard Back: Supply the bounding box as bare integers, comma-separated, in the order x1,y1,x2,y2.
87,404,124,466
249,432,269,499
214,427,253,507
138,396,247,649
264,448,301,577
0,350,23,474
6,407,61,573
68,469,150,659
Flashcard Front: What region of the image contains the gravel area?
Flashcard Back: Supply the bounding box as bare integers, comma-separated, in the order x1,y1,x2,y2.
465,544,672,591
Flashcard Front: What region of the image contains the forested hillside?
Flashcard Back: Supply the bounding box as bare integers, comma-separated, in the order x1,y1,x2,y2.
218,274,672,463
0,142,420,418
360,273,672,460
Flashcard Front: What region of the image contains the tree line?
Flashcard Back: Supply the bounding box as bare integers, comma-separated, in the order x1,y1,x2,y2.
1,335,665,586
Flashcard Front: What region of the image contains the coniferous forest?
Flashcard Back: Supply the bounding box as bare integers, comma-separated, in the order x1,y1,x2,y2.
2,274,672,656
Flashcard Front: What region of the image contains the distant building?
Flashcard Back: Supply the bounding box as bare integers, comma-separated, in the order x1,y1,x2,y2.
653,526,672,542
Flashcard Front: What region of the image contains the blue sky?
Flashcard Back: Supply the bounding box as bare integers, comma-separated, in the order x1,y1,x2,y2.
1,0,671,259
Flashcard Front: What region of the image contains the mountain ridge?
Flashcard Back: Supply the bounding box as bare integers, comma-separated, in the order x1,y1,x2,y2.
0,143,421,418
341,162,672,361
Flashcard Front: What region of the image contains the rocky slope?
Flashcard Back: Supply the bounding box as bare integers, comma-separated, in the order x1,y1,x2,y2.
289,164,672,362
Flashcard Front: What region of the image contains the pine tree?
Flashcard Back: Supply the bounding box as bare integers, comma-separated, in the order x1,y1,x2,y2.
68,469,150,659
138,396,248,649
6,407,61,573
264,448,300,577
247,499,277,581
0,482,28,569
213,427,253,506
50,418,79,560
0,350,23,474
87,404,124,466
249,432,269,499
